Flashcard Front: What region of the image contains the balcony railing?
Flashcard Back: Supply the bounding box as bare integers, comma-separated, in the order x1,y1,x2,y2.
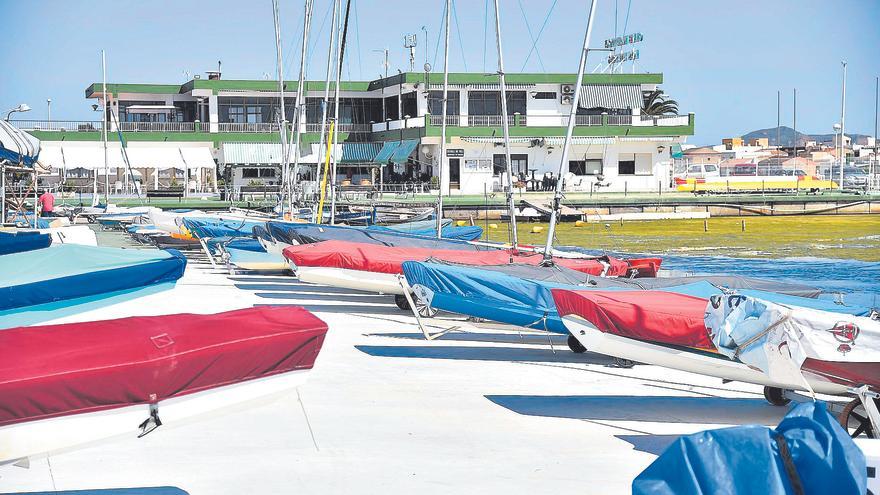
11,120,103,132
118,122,196,132
574,115,603,126
218,122,281,133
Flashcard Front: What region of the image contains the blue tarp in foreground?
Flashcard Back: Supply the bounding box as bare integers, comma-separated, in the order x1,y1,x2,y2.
0,244,186,312
633,402,866,494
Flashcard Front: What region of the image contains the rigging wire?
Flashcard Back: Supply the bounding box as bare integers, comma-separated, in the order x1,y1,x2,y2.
519,0,558,72
307,0,334,79
451,0,468,72
352,0,363,79
622,0,633,34
515,0,546,72
482,0,489,72
431,0,446,70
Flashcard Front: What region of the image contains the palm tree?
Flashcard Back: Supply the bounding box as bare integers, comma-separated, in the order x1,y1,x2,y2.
642,90,679,116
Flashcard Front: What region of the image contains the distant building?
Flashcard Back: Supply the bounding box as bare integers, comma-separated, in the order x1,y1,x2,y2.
683,146,729,165
748,137,769,148
722,137,744,149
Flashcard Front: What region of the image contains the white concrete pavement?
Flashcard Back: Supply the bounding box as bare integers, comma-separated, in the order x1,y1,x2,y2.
1,257,792,494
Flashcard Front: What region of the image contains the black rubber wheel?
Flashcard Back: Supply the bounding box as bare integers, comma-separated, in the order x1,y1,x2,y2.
839,398,878,438
612,357,636,369
394,294,411,311
763,386,791,407
567,334,587,354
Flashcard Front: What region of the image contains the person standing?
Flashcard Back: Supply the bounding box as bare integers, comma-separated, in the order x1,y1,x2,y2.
37,191,55,217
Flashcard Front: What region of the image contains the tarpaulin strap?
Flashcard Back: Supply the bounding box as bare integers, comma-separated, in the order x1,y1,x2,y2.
733,312,791,360
773,433,805,495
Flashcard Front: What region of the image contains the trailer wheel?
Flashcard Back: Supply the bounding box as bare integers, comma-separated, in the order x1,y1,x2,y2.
567,334,587,354
762,386,791,407
394,294,411,311
839,398,878,438
415,299,438,318
612,357,636,369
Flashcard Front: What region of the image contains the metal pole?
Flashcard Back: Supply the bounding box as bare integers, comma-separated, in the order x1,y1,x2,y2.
329,0,344,225
271,0,289,217
542,0,599,261
792,88,797,158
314,0,339,221
102,49,109,206
289,0,314,213
436,0,451,238
776,90,780,151
874,76,878,192
492,0,518,249
840,61,847,190
47,99,51,124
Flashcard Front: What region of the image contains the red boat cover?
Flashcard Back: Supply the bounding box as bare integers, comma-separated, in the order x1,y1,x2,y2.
551,289,714,350
0,306,327,427
283,240,632,276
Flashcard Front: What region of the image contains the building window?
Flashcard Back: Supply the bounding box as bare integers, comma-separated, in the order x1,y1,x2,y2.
619,160,636,175
428,91,460,115
259,168,276,178
492,154,529,177
569,159,602,175
533,91,556,100
468,91,526,116
242,168,259,179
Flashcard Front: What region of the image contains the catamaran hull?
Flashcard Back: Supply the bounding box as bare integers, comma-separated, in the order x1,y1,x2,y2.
0,370,310,465
561,315,850,396
294,265,404,295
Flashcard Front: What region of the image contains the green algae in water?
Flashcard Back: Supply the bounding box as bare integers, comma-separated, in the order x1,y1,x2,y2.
484,215,880,262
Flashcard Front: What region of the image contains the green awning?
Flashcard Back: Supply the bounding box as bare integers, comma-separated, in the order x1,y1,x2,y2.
390,139,419,164
341,142,381,163
373,141,400,163
670,143,683,159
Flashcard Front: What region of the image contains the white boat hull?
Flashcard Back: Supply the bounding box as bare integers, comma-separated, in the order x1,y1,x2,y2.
0,369,310,465
293,265,404,295
40,225,98,246
562,315,848,396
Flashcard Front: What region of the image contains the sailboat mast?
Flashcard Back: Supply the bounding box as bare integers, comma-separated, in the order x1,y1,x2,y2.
329,0,349,225
101,50,109,206
288,0,314,214
271,0,289,217
436,0,451,238
492,0,518,249
314,0,339,223
542,0,599,262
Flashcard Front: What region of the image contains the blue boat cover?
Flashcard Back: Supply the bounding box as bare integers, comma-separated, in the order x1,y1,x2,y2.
267,221,491,251
401,262,871,334
7,212,51,229
225,237,266,252
368,223,483,241
0,231,52,255
182,218,265,239
0,244,186,312
633,401,866,495
0,119,40,166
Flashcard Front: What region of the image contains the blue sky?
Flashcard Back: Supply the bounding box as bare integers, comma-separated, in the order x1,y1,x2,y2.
2,0,878,145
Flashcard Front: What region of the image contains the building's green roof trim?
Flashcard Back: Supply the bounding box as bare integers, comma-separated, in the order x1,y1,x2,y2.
85,83,183,98
86,73,664,97
181,79,372,94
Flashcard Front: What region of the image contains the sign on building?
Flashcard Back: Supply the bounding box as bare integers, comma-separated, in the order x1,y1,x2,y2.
604,32,644,49
446,148,464,157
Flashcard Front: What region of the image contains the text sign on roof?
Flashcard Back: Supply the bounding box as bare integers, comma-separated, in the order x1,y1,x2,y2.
608,49,640,64
604,32,644,49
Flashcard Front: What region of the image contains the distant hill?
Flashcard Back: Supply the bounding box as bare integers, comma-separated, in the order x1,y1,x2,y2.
740,126,872,147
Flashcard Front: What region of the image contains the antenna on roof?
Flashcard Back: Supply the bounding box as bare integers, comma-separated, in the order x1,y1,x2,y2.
404,34,417,72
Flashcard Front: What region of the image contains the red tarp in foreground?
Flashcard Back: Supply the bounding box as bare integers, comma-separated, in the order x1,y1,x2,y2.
0,306,328,427
551,289,715,350
283,240,651,277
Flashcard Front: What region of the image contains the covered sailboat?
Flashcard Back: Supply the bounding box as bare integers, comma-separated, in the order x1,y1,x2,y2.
552,289,880,396
0,305,328,463
0,231,51,255
283,239,639,297
266,221,489,251
402,261,859,335
0,244,186,328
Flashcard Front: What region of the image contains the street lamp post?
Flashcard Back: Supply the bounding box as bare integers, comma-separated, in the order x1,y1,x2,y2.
47,99,51,124
4,103,31,121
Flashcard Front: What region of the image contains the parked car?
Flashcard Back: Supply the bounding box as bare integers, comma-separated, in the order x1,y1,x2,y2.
823,166,869,189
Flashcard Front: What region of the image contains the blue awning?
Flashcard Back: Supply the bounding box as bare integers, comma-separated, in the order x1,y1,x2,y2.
373,141,400,163
390,139,419,164
341,142,381,163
